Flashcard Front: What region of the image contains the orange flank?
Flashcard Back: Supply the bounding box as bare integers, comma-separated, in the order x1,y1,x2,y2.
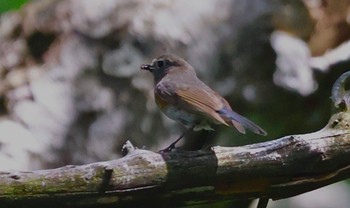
155,94,169,110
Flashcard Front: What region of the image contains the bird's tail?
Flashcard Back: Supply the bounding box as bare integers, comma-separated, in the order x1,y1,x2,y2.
217,107,267,136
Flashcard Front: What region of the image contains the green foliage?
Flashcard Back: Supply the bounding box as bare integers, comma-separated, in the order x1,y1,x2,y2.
0,0,27,14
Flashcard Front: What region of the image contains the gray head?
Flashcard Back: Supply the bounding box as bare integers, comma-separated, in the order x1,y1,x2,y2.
140,54,194,83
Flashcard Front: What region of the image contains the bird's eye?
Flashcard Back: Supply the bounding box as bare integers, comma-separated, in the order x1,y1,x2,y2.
157,60,165,68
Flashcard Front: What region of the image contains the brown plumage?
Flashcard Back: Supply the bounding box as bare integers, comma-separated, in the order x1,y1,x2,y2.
141,54,266,151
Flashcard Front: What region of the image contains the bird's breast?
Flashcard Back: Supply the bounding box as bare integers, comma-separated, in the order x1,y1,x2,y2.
162,105,197,126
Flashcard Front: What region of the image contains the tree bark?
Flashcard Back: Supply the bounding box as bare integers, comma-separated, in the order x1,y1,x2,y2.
1,110,350,207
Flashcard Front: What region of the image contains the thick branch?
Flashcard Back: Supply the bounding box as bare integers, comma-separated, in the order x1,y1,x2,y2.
2,73,350,207
0,111,350,207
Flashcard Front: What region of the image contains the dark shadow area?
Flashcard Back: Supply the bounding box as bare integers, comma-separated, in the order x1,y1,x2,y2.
27,31,56,62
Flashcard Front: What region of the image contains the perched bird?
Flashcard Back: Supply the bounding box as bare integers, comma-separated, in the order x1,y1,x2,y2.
141,54,266,152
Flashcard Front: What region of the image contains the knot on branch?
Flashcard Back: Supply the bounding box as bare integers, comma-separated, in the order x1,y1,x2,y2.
332,71,350,111
121,140,137,156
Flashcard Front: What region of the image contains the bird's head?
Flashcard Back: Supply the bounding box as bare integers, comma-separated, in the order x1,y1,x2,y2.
141,54,193,83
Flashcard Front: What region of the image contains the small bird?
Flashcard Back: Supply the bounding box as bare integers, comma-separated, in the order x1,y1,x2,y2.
141,54,266,152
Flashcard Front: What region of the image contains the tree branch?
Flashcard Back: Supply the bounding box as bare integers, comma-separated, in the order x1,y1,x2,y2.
1,73,350,207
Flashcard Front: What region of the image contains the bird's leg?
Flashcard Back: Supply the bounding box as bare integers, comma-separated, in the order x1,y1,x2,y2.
159,125,195,153
256,197,269,208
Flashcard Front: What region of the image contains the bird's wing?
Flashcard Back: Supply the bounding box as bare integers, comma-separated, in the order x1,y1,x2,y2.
175,87,229,126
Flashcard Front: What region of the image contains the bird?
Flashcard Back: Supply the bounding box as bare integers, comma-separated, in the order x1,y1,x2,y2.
141,54,267,152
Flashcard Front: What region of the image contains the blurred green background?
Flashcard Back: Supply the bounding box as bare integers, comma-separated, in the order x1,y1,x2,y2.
0,0,27,14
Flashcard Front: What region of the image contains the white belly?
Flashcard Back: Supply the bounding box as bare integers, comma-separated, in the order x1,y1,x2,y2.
162,106,214,131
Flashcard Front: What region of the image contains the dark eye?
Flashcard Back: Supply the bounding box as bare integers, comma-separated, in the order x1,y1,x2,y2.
157,60,165,68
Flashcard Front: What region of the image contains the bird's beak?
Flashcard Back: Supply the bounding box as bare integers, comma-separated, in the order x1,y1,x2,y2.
140,64,152,71
141,59,157,71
